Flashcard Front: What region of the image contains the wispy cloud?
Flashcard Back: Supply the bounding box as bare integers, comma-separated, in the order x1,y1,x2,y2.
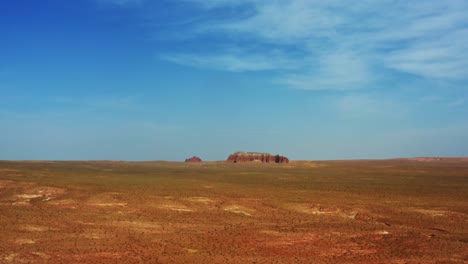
158,0,468,90
385,28,468,80
162,50,298,72
203,0,351,43
278,52,371,90
335,93,406,119
96,0,468,90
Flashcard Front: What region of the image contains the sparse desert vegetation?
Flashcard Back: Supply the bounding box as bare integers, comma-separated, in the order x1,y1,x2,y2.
0,159,467,263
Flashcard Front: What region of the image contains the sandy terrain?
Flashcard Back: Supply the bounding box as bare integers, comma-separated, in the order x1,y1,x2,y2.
0,159,467,263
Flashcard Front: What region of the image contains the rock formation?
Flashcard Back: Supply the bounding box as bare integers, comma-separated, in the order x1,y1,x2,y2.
226,152,289,163
185,156,202,162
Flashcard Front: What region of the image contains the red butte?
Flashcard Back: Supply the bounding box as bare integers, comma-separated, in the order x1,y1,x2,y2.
226,152,289,163
185,156,202,162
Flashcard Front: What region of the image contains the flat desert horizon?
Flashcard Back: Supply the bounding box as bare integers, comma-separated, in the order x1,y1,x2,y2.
3,0,468,263
1,158,467,263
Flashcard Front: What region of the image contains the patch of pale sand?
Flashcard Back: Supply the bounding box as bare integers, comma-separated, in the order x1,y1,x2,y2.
16,194,43,199
47,199,77,208
346,211,358,219
11,186,67,206
286,203,326,215
11,196,42,206
74,220,97,226
184,248,199,254
2,253,18,262
92,202,128,207
79,229,105,239
223,205,254,216
105,192,121,195
185,197,214,204
375,230,390,235
411,208,447,217
15,238,35,245
158,202,194,212
114,208,140,214
11,201,32,206
259,230,282,236
18,224,58,232
287,203,357,219
27,186,66,197
109,221,170,234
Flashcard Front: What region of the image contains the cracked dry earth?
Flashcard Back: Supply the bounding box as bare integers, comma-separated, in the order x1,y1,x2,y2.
0,160,467,263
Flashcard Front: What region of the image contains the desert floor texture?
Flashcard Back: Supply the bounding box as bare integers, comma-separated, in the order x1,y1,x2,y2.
0,159,467,263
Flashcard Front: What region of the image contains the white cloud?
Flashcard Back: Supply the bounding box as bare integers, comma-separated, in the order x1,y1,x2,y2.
162,0,468,89
278,52,371,90
213,0,345,42
385,28,468,80
333,93,407,120
162,51,298,72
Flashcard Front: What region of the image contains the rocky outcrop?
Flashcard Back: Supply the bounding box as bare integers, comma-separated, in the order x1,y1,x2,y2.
185,156,202,162
226,152,289,163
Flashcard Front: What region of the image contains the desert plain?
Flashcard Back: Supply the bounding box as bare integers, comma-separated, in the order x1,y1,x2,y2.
0,159,467,263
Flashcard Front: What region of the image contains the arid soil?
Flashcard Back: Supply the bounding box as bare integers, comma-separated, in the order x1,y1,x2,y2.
0,159,467,263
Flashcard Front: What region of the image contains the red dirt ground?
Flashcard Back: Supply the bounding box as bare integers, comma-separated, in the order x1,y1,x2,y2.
0,160,467,263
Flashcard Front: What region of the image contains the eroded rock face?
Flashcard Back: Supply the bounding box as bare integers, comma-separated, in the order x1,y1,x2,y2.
226,152,289,163
185,156,202,162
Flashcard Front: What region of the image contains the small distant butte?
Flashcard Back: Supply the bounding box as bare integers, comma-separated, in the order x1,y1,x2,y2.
185,156,202,162
226,152,289,163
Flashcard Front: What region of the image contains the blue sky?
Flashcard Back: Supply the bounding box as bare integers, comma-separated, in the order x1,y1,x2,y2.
1,0,468,161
